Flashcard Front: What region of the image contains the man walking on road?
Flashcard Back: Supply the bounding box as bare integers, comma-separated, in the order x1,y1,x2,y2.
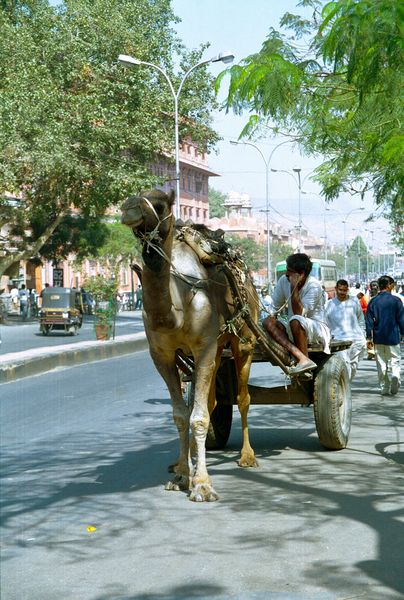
325,279,366,380
365,275,404,396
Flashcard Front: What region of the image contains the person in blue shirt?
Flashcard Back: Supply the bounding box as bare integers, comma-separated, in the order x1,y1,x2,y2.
365,275,404,396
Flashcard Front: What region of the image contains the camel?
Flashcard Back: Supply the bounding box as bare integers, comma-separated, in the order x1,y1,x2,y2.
121,189,259,502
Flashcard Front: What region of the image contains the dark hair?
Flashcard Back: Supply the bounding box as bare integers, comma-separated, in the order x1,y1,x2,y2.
336,279,349,287
286,253,312,277
378,275,394,290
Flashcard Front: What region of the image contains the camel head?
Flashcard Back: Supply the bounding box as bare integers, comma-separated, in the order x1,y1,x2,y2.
121,189,175,243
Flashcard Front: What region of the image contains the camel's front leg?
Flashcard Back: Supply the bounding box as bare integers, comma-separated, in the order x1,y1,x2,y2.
189,362,219,502
151,352,192,492
234,349,258,468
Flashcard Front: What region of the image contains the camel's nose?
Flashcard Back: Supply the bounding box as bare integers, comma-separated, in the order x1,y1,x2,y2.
121,198,142,227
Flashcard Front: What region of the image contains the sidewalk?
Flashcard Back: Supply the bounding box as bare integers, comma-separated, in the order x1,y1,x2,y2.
0,331,148,384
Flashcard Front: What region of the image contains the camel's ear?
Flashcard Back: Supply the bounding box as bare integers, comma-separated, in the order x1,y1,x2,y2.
169,190,175,206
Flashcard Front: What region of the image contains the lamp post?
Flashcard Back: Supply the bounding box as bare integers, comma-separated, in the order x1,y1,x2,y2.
326,206,365,276
271,168,311,252
118,52,234,219
229,139,291,286
302,192,328,259
364,228,374,279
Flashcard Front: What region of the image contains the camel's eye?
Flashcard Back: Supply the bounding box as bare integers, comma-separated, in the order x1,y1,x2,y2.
153,202,165,215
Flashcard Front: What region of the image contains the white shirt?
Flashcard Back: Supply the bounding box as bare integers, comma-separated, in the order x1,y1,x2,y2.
325,296,366,342
271,275,327,324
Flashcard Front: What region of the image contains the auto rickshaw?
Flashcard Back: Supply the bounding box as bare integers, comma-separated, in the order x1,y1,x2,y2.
39,287,83,335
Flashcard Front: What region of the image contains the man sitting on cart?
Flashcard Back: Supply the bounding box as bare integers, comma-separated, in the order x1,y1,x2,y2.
262,253,331,376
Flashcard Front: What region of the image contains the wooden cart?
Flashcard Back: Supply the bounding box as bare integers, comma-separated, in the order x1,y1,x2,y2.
177,337,352,453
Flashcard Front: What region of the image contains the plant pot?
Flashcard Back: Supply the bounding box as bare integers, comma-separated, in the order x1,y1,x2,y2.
95,323,111,340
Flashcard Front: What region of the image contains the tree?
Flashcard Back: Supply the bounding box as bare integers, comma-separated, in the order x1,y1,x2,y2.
225,234,265,273
208,186,227,218
270,240,295,269
346,235,370,279
218,0,403,244
89,219,141,276
0,0,220,278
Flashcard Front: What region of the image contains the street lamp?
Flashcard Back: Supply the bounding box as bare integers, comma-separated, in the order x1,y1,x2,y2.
118,51,234,219
229,139,291,285
302,192,328,259
271,168,311,252
326,206,365,277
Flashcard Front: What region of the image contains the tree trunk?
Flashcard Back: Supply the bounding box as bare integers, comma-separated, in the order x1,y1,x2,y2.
0,211,67,279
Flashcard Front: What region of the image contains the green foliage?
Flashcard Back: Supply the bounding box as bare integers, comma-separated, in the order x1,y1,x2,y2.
218,0,403,245
270,240,295,268
83,275,118,300
31,213,109,264
225,234,265,272
91,219,141,270
0,0,220,276
208,187,227,218
84,274,118,327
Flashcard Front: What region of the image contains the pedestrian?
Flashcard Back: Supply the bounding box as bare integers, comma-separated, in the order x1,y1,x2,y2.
10,285,19,311
365,275,404,396
356,291,368,315
262,253,330,375
18,284,30,321
135,284,143,310
260,286,273,321
29,288,38,317
325,279,366,380
366,280,379,302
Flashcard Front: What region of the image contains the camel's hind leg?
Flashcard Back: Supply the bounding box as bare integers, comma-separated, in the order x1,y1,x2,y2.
232,344,258,468
150,352,192,492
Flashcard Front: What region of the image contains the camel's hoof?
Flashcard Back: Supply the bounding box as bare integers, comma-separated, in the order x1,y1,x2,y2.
189,484,219,502
238,455,259,468
165,474,189,492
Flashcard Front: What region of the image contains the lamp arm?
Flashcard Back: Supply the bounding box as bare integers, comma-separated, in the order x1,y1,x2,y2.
177,59,211,97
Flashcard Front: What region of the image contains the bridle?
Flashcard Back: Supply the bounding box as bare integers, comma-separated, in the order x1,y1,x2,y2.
138,196,173,251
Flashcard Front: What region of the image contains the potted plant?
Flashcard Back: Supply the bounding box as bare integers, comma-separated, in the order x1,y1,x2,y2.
83,275,118,340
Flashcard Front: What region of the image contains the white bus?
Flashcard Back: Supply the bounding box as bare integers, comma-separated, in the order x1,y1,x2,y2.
275,259,337,298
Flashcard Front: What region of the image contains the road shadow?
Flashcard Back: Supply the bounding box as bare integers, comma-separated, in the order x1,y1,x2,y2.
1,359,403,598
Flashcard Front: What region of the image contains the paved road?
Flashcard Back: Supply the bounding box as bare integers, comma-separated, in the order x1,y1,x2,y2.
1,352,403,600
0,311,145,355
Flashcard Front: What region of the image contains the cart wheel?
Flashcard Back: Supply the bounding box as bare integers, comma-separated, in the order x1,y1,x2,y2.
206,404,233,450
313,353,352,450
181,359,235,450
206,359,236,450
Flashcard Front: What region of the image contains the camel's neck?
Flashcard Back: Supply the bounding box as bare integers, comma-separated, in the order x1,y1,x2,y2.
141,234,178,330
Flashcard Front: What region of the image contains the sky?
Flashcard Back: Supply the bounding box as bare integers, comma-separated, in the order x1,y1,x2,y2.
171,0,396,253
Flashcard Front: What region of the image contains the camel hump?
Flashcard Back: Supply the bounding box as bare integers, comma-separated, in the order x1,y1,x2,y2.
176,224,239,267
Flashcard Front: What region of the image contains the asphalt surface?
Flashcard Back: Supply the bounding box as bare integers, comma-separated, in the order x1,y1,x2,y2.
1,352,403,600
0,311,147,383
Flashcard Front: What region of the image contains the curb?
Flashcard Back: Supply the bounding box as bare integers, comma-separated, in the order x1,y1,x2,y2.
0,332,148,384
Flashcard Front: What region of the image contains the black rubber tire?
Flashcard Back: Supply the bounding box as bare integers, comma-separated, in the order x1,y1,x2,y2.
181,359,235,450
206,359,237,450
206,404,233,450
313,353,352,450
